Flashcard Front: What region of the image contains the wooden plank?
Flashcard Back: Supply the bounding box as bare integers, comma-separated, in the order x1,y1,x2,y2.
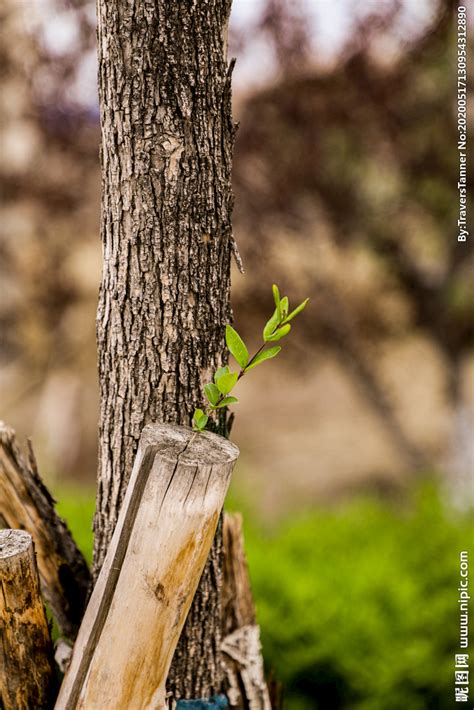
0,421,91,639
0,529,57,709
55,424,239,710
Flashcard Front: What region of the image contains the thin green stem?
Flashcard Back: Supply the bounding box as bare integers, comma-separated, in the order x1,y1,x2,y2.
193,287,309,431
203,342,268,417
239,342,266,378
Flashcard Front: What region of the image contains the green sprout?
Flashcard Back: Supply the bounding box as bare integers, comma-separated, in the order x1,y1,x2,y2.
192,284,309,432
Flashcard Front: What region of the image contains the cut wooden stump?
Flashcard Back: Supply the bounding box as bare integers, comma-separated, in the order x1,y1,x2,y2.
0,529,57,709
0,421,91,639
56,424,239,710
222,513,271,710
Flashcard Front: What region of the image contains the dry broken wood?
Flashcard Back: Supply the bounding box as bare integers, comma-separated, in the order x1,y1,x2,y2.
222,513,271,710
0,529,57,709
0,420,91,639
56,423,239,710
222,512,257,636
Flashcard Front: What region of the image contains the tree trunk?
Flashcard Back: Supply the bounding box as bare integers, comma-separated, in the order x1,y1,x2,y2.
94,0,236,699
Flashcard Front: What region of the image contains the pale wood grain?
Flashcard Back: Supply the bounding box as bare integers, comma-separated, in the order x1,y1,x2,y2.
56,424,238,710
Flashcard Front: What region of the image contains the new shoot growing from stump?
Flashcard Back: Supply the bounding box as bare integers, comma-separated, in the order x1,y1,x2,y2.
193,284,309,432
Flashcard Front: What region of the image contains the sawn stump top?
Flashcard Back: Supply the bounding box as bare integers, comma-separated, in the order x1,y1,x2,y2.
140,423,239,466
0,529,32,559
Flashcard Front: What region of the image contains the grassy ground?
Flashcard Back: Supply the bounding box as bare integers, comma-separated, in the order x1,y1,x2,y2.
56,485,95,564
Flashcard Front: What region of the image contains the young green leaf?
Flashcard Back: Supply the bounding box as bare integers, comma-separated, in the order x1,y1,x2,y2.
280,296,289,319
266,324,291,341
216,371,238,395
215,395,238,408
282,297,309,324
263,308,280,341
245,345,281,370
214,366,230,384
192,408,208,431
225,325,249,369
198,417,208,430
204,382,220,406
272,284,281,319
272,284,281,308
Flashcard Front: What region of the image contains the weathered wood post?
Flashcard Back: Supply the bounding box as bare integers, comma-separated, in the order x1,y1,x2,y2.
55,424,239,709
0,529,57,709
222,513,271,710
0,421,91,639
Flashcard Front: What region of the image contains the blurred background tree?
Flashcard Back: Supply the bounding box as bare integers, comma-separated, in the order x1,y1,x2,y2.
0,0,100,477
1,0,472,504
1,1,473,706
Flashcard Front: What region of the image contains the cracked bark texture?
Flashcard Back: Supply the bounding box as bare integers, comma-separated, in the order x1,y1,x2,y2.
94,0,235,699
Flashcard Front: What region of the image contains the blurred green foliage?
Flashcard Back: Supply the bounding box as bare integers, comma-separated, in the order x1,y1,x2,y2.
56,485,95,565
241,486,473,710
55,484,472,710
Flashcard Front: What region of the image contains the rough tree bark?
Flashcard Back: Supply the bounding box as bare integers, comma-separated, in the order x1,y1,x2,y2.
94,0,237,699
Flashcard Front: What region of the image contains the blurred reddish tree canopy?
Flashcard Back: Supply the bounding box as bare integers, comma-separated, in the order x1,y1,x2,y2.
231,0,473,469
0,0,472,478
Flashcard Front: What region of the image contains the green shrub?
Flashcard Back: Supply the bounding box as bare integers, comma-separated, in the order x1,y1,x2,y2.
239,485,473,709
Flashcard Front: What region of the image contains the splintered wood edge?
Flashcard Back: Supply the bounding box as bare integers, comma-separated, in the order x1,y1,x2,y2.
0,421,91,638
0,420,16,446
0,529,32,560
140,423,239,466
